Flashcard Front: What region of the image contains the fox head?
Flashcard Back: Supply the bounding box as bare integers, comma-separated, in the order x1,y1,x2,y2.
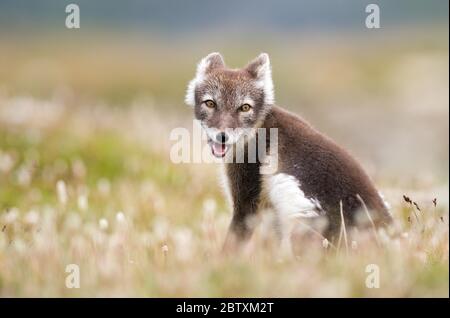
185,52,274,158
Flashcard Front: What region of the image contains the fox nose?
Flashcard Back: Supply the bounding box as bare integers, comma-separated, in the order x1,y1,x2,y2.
216,132,228,144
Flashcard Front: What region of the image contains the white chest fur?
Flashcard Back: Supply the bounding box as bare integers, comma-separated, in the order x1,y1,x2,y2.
219,166,321,219
262,173,321,219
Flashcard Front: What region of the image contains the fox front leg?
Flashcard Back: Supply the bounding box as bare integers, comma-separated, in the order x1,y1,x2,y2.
223,216,252,252
222,162,262,253
222,200,261,253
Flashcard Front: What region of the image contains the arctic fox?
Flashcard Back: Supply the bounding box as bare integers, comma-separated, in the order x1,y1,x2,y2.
185,52,392,251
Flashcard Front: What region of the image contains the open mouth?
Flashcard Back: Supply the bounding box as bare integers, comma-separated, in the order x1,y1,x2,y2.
208,139,230,158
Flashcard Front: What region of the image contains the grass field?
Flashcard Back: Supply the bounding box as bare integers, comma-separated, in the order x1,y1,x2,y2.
0,34,448,297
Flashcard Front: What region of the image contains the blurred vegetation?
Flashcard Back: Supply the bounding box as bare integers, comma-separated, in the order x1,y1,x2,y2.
0,29,448,179
0,29,448,105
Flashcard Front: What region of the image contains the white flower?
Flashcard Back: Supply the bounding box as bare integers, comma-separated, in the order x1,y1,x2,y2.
322,238,329,249
173,228,193,261
116,211,125,223
56,180,68,205
351,240,358,250
202,198,217,216
77,194,88,211
24,210,39,225
99,218,109,231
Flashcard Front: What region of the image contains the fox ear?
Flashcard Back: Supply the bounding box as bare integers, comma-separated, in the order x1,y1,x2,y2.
185,52,225,106
199,52,225,74
246,53,270,78
246,53,274,105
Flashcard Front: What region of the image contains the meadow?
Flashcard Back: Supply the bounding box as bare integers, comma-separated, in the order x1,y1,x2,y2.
0,32,448,297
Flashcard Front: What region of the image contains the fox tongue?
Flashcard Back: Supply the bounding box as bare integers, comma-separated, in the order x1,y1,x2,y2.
212,143,226,157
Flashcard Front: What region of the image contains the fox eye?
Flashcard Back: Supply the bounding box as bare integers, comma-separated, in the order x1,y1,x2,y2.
239,104,252,112
204,100,216,109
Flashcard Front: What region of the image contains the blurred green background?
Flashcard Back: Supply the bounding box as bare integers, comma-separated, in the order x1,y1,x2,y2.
0,0,448,183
